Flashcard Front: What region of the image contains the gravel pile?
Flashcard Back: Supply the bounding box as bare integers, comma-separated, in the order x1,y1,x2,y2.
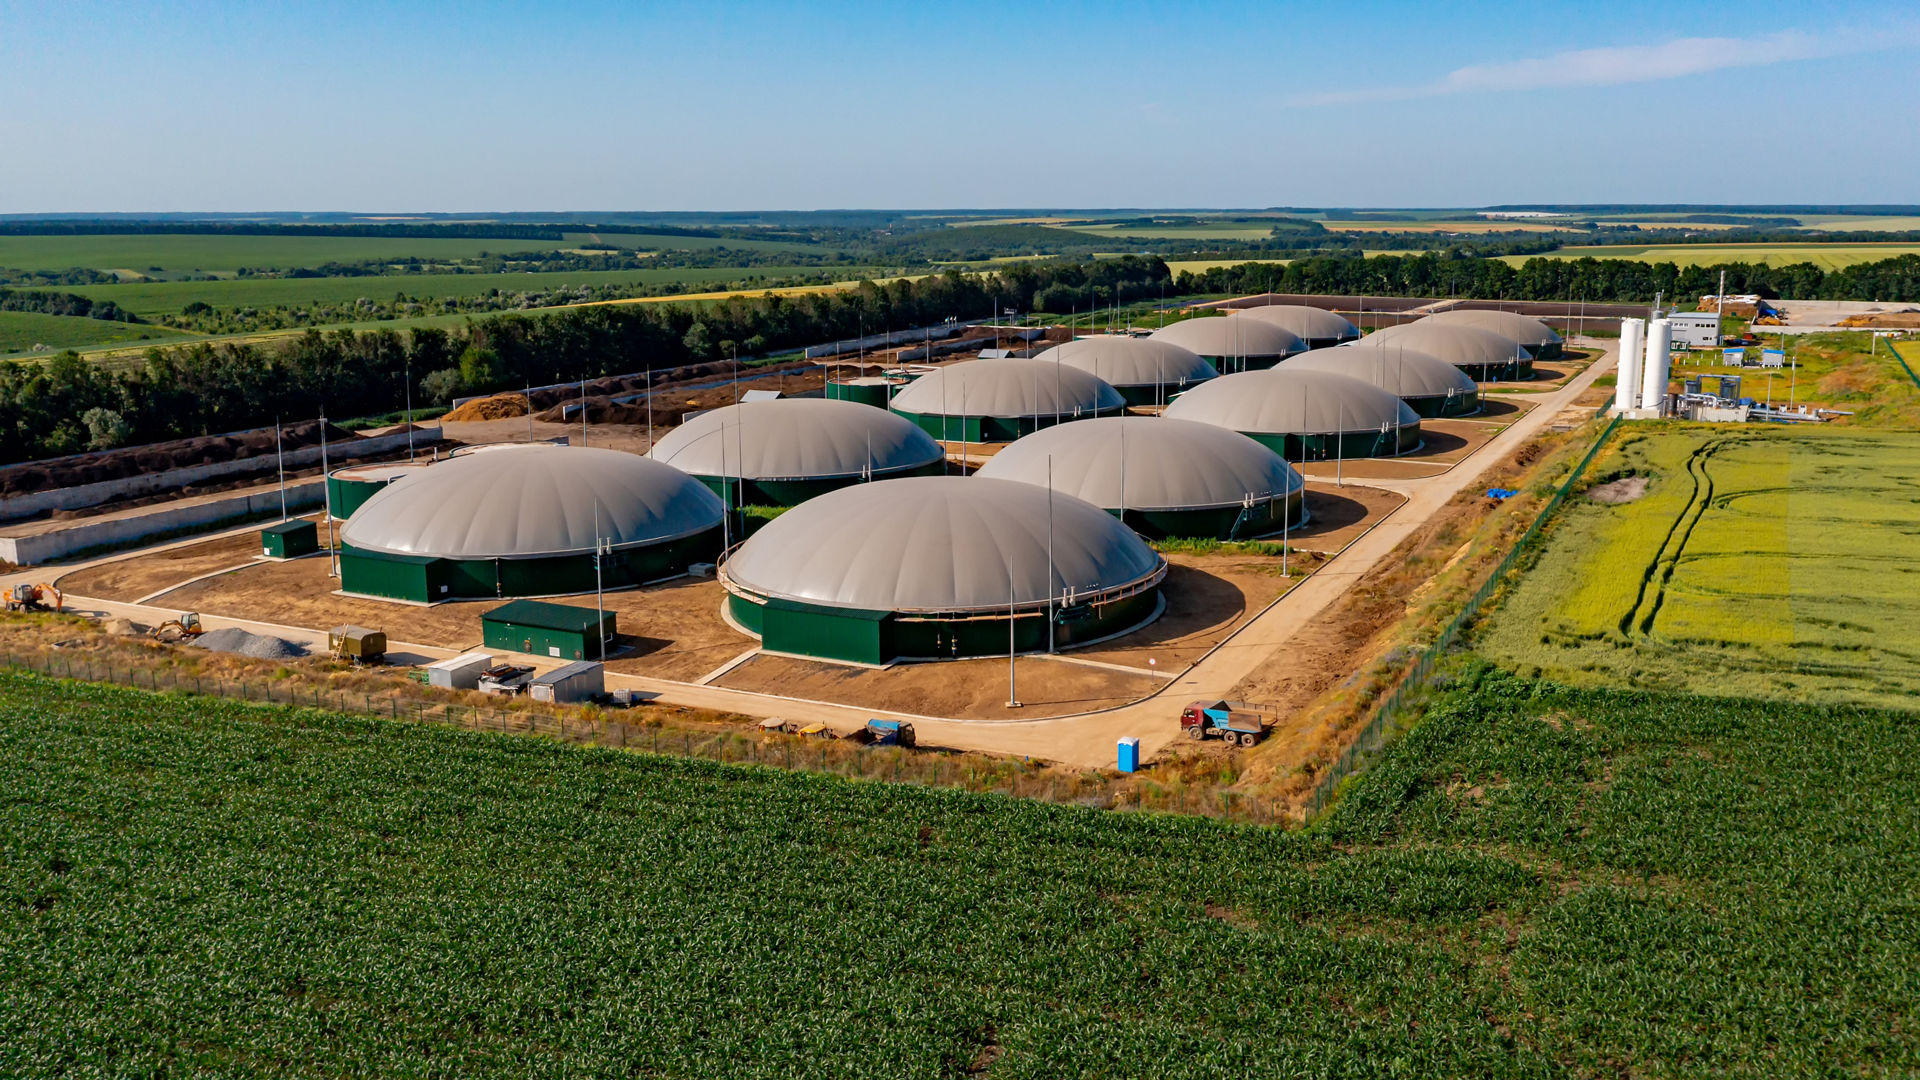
190,627,307,659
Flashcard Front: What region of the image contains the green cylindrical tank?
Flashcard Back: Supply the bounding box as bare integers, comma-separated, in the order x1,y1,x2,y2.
326,462,434,520
825,376,907,408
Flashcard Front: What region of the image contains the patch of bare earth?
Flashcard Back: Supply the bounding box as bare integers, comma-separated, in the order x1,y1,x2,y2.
1585,476,1648,504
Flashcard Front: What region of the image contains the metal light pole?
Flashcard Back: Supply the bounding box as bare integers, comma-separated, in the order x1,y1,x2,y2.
403,361,415,462
320,413,337,577
275,419,287,520
1006,561,1020,708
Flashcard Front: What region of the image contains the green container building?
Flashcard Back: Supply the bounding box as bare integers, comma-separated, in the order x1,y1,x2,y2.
482,599,616,661
260,519,319,559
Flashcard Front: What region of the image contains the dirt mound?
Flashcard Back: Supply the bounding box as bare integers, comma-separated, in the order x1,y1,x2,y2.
190,627,307,659
443,394,532,422
0,420,361,497
1586,476,1649,504
1837,310,1920,329
99,616,142,636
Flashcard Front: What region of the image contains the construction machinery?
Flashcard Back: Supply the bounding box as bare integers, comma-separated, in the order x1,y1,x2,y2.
3,582,62,613
327,625,387,665
151,613,204,642
1179,700,1279,747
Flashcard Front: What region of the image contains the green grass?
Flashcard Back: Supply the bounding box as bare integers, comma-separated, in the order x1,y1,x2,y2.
1477,426,1920,709
1512,243,1920,270
0,310,193,356
0,231,818,277
62,266,880,318
1061,223,1280,241
3,662,1917,1075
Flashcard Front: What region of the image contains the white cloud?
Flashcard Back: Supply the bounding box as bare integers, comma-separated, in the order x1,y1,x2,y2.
1286,28,1916,107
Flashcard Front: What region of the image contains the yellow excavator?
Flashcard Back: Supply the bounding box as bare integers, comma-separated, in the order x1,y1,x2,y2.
3,582,63,613
151,613,205,642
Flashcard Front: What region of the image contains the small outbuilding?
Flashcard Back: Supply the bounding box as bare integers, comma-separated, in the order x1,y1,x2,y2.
1422,309,1564,358
426,651,494,690
887,357,1126,442
1365,322,1534,381
722,476,1166,664
339,446,723,602
975,417,1305,539
648,398,945,506
1283,344,1481,417
259,519,318,560
1032,336,1218,407
1150,316,1304,373
481,599,616,662
1230,304,1361,349
1162,369,1422,460
530,660,605,704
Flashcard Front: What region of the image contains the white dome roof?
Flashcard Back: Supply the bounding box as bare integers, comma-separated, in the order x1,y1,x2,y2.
1151,316,1303,358
975,417,1302,512
1033,336,1217,390
1422,309,1562,347
1366,322,1531,369
1231,305,1360,342
648,398,942,480
1162,369,1420,435
1286,343,1479,400
887,357,1123,419
724,476,1164,612
342,445,723,559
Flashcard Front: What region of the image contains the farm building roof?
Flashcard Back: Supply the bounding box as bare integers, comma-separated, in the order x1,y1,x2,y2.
481,599,615,633
648,398,943,481
1149,317,1304,358
723,476,1164,613
1285,343,1479,400
975,417,1302,511
886,357,1124,419
1162,369,1419,435
341,445,723,560
1031,336,1217,390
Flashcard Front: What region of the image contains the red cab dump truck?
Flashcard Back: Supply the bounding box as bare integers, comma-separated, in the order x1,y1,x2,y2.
1179,700,1278,747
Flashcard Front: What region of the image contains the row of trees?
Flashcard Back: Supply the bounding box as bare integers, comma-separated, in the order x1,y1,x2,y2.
0,288,141,323
0,260,1173,462
1174,253,1920,305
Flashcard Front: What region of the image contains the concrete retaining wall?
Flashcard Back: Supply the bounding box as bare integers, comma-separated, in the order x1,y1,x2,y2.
2,480,328,566
0,427,438,523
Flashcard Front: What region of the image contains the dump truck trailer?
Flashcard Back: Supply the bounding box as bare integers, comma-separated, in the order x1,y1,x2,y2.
1179,699,1279,747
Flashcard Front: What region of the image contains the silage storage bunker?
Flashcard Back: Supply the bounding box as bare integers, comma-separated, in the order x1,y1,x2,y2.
1421,309,1564,359
1033,336,1218,407
1283,343,1481,418
338,445,724,602
887,357,1126,443
326,461,434,520
1150,316,1304,373
975,417,1305,540
1365,321,1534,381
1230,304,1361,349
721,476,1167,664
647,397,945,506
1162,369,1422,460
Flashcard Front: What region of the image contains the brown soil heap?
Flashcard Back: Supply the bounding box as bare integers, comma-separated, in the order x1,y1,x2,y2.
442,394,532,422
0,420,360,497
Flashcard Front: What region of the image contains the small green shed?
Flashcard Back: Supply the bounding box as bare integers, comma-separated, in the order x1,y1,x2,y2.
260,519,319,560
481,599,616,662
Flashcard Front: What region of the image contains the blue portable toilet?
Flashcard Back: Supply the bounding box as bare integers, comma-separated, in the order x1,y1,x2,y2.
1117,736,1141,773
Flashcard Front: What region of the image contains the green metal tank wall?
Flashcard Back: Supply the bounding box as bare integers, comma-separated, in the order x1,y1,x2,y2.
1118,488,1306,541
825,379,905,408
1236,422,1422,462
327,474,395,519
340,527,721,603
1405,390,1482,418
890,405,1121,444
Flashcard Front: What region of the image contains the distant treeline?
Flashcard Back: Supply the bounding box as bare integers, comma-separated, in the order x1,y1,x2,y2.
1174,252,1920,305
0,222,576,241
0,288,141,323
0,258,1171,462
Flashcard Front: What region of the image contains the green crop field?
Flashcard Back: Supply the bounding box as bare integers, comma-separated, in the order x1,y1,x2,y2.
61,265,873,319
0,311,193,357
1516,243,1920,270
0,231,816,277
1478,427,1920,708
1062,223,1279,241
3,663,1915,1075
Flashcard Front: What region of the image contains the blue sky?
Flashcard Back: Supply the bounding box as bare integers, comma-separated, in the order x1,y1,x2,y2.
1,0,1915,211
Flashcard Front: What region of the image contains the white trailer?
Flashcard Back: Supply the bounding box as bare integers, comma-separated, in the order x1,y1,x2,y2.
426,651,493,690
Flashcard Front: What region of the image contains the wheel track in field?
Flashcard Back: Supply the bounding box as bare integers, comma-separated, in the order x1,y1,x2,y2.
1618,439,1725,639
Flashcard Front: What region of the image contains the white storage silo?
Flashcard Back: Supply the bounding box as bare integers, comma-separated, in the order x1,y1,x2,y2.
1615,319,1644,414
1640,319,1672,411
